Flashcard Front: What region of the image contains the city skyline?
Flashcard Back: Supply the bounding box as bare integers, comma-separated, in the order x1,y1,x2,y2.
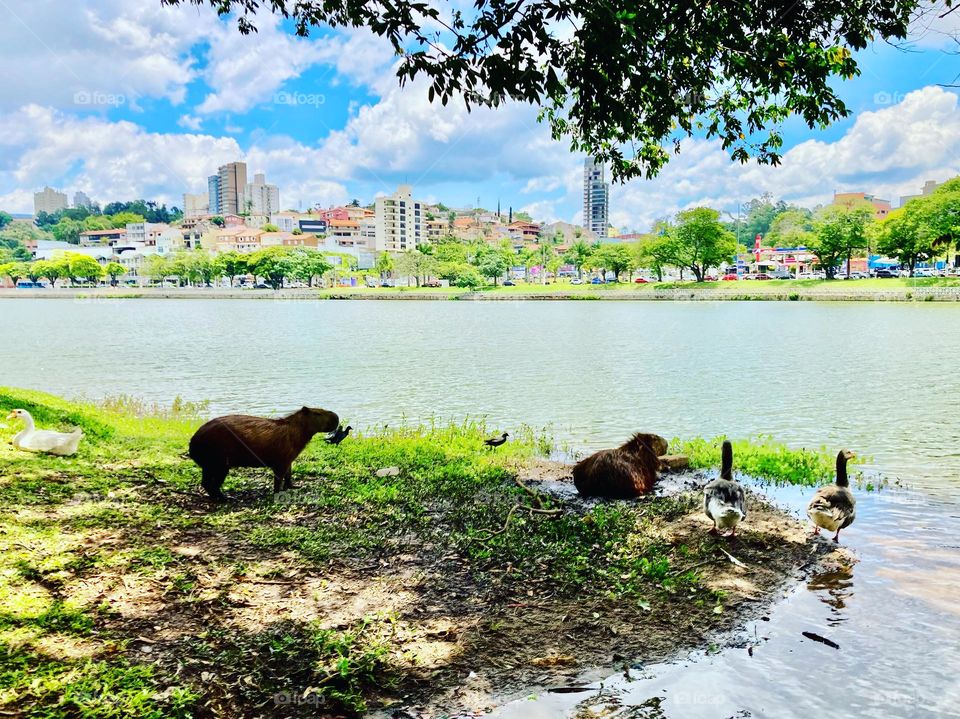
2,3,960,232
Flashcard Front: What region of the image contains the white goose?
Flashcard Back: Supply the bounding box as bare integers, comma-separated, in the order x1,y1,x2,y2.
7,409,83,456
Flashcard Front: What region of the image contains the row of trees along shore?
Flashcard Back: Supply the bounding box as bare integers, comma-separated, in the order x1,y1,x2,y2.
2,180,960,288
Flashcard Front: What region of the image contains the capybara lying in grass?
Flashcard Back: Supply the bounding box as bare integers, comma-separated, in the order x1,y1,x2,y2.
573,432,668,498
189,407,339,501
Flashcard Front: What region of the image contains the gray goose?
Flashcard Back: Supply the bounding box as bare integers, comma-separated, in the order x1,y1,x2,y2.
703,440,747,537
807,450,856,542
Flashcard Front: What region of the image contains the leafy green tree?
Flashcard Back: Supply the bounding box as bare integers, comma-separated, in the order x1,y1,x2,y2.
810,204,873,279
65,253,104,285
248,246,298,289
214,251,248,286
104,261,127,283
290,248,333,287
475,247,509,286
764,208,814,247
1,221,52,250
261,223,281,232
34,211,60,229
171,0,918,181
167,252,195,286
874,203,939,277
452,264,484,289
31,258,67,287
0,262,29,285
739,194,789,241
0,211,12,229
0,236,32,263
375,251,394,280
192,252,219,286
210,216,226,227
563,240,592,279
589,243,635,282
143,254,172,283
916,179,960,269
291,227,303,235
395,249,439,287
109,212,146,228
82,215,115,232
52,218,83,244
633,234,680,281
670,208,738,282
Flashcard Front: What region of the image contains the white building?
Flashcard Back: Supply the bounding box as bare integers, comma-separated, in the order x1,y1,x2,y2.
583,157,609,239
374,184,424,252
34,187,68,215
270,212,299,233
183,193,209,218
125,222,170,247
245,172,280,216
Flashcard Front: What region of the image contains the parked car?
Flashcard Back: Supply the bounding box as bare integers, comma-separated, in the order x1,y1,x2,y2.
570,278,583,285
590,277,604,284
503,280,515,286
753,273,773,280
874,269,898,278
423,280,442,287
254,283,270,289
771,271,793,280
634,277,651,283
380,280,394,287
721,273,738,281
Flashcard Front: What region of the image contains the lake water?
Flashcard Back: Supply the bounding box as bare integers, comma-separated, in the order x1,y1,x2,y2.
3,298,960,717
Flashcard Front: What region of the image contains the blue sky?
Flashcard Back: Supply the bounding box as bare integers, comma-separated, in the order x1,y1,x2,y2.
2,2,960,231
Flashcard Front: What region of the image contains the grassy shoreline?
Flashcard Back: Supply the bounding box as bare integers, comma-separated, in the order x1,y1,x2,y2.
1,389,852,717
2,276,960,302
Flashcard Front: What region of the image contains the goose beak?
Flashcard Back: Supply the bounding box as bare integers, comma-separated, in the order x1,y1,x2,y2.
5,411,15,420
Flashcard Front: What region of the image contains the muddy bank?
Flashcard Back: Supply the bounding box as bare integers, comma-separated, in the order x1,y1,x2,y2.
0,391,853,719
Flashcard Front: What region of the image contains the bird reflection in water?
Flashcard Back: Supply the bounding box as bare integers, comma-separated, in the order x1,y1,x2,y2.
806,567,855,617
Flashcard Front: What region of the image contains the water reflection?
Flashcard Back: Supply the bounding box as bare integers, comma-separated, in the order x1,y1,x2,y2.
806,567,855,615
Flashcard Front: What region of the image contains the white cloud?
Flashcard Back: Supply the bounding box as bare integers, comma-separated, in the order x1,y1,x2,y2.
0,105,350,213
196,13,329,114
0,1,215,111
177,114,203,131
604,86,960,232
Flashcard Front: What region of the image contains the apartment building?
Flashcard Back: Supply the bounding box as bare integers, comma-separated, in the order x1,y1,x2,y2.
34,186,68,215
183,192,209,218
245,173,280,216
374,185,424,252
833,191,891,220
125,222,170,247
583,156,609,238
212,226,264,254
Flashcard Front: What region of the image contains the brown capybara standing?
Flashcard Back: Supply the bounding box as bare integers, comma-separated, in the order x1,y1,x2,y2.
189,407,339,501
573,433,668,499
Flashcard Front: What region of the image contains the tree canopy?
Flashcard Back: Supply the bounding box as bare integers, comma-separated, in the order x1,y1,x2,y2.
164,0,920,181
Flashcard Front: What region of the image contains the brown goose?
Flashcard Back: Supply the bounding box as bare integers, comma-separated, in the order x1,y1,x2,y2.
807,450,856,542
703,440,746,536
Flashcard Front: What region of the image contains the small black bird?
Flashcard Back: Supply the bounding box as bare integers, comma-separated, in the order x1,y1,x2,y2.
484,432,509,448
326,425,352,445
